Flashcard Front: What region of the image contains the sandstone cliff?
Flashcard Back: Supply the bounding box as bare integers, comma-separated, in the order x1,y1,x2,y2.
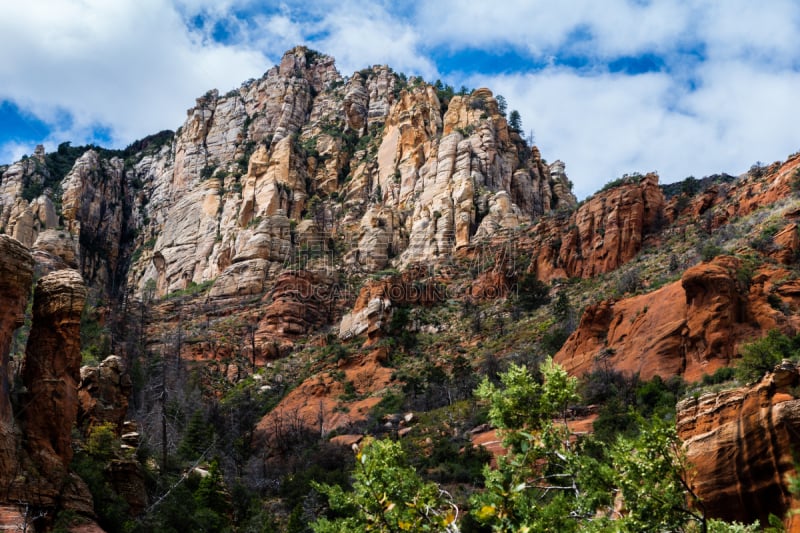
555,256,800,382
117,47,574,300
530,173,665,281
0,246,99,529
677,363,800,530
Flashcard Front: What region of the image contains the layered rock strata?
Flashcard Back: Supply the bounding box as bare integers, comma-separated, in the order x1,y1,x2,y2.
555,257,800,381
677,364,800,530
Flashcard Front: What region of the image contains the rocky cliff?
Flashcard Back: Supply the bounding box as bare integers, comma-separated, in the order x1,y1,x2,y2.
530,173,665,281
1,44,800,531
119,47,574,300
0,238,101,530
677,363,800,530
555,256,800,382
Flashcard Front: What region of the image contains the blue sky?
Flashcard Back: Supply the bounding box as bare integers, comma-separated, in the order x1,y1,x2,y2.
1,1,799,198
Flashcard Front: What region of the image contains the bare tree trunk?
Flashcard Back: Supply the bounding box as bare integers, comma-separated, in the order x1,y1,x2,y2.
161,356,167,471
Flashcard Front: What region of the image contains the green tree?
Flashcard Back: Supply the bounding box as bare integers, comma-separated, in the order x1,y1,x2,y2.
470,360,744,532
609,417,707,532
471,360,601,532
192,459,232,532
508,110,522,132
735,329,798,383
515,273,550,311
495,95,507,117
311,437,458,532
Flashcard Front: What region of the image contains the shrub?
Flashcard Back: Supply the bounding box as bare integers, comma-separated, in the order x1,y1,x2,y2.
735,330,798,383
616,266,642,296
701,366,736,386
515,273,550,310
700,243,723,262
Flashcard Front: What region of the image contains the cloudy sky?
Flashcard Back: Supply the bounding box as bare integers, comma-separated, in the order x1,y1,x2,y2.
1,1,799,198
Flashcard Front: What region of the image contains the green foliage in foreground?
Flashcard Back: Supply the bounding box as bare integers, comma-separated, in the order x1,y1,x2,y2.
313,359,762,532
735,329,800,384
311,437,457,532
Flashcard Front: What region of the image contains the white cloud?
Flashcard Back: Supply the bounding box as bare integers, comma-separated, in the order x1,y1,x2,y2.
473,56,800,199
414,0,692,59
0,141,36,167
312,4,436,78
698,0,800,64
0,0,268,149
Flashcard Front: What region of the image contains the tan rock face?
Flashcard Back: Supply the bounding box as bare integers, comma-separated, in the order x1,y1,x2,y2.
677,367,800,530
555,256,800,382
61,149,131,296
123,49,574,299
0,156,56,245
78,355,132,433
32,228,80,275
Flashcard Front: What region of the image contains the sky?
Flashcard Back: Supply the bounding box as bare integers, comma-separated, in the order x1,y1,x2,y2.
1,1,799,198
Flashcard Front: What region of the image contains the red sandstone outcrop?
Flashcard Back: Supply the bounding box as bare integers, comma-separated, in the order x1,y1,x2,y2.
677,363,800,530
673,153,800,229
555,256,800,382
0,235,34,424
21,269,87,473
0,263,97,527
531,174,665,282
339,267,448,340
260,270,343,338
255,347,394,446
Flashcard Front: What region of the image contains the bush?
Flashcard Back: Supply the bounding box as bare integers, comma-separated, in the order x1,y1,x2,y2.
616,266,642,296
735,330,799,383
701,366,736,386
700,243,723,262
515,273,550,310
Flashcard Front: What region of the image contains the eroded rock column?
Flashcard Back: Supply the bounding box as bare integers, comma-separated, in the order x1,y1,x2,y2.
21,269,87,469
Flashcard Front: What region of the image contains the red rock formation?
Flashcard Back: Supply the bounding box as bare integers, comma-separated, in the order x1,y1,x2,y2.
677,363,800,530
339,267,448,341
78,355,132,433
0,261,97,525
255,347,394,447
0,235,34,424
260,270,342,338
771,222,800,264
556,256,800,382
521,174,665,282
681,153,800,229
21,269,87,470
0,236,35,529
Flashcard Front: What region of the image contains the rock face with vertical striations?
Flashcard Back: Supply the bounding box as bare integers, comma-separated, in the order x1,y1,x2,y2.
0,246,97,527
21,269,87,474
0,235,34,424
118,48,574,299
530,174,665,281
677,364,800,530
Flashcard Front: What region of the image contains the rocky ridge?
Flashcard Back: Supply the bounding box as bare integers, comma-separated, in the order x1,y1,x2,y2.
0,45,799,531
